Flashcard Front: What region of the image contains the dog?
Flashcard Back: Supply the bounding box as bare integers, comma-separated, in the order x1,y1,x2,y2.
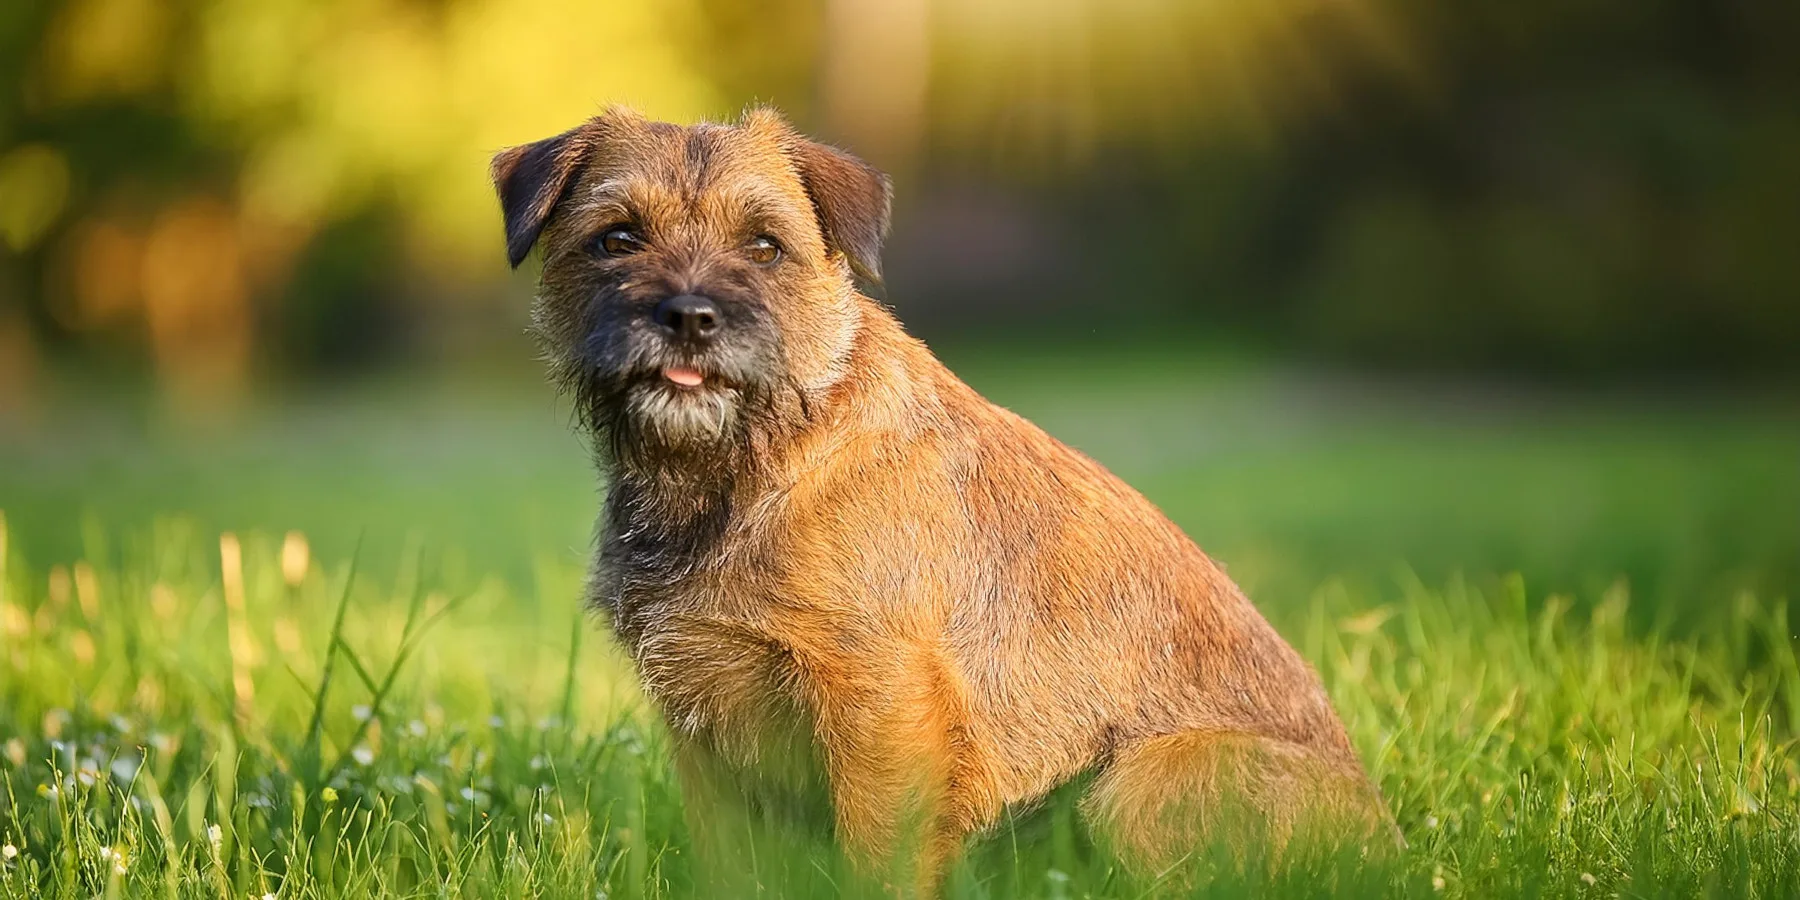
491,107,1390,892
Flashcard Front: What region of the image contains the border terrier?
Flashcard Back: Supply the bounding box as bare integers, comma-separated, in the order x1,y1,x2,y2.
491,107,1390,891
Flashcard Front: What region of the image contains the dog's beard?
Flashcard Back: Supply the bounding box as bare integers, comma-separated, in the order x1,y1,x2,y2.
626,382,743,448
554,350,796,490
568,374,732,474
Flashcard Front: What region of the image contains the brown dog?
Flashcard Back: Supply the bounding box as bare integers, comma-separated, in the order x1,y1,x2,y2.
491,107,1389,891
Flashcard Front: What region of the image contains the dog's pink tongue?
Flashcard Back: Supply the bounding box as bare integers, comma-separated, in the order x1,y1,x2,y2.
664,366,706,387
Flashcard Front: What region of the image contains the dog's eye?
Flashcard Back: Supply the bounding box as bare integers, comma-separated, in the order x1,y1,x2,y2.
745,236,782,266
595,228,644,257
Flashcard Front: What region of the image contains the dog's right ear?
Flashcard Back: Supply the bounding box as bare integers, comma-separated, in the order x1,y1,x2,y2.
491,127,592,269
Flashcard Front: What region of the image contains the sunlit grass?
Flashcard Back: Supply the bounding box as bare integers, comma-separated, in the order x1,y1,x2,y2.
2,368,1794,897
2,511,1796,898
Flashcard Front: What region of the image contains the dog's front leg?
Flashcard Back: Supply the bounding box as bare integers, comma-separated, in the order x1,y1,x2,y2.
804,636,998,898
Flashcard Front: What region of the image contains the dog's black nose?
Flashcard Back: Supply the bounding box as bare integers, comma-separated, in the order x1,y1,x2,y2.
653,294,721,342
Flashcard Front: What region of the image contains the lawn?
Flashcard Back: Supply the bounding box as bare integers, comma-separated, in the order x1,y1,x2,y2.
2,353,1798,897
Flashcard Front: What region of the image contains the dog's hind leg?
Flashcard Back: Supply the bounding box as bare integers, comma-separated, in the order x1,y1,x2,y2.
1080,729,1392,874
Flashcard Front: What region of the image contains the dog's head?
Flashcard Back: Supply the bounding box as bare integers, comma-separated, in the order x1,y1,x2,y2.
491,107,890,476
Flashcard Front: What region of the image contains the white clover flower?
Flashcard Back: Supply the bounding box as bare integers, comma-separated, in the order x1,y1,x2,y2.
110,757,141,784
98,845,127,875
351,746,375,766
1,843,17,860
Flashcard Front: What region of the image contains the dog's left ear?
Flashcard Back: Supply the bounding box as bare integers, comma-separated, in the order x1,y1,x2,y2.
792,139,892,284
491,126,593,268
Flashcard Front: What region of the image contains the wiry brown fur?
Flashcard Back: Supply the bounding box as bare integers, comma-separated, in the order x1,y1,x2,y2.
492,106,1391,894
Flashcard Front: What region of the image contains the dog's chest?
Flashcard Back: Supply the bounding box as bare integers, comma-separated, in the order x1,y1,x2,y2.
601,530,833,814
629,599,804,743
595,488,839,818
627,590,836,829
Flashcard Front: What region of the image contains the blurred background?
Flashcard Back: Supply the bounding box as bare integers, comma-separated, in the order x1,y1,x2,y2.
1,0,1796,627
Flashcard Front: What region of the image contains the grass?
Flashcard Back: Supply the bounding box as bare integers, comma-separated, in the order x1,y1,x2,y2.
1,357,1797,897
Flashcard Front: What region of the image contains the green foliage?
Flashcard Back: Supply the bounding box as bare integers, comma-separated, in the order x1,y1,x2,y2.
5,0,1798,382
